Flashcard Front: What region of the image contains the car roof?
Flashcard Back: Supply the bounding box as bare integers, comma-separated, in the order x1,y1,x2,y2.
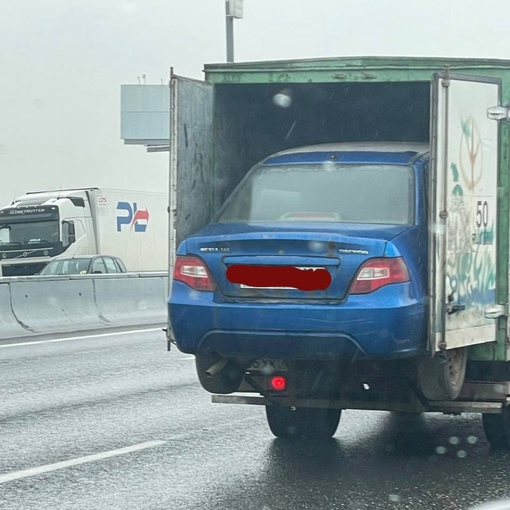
263,142,430,166
275,142,429,154
48,255,119,262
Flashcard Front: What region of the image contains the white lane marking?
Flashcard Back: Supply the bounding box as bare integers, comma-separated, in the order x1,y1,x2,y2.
0,328,162,349
0,440,166,484
0,417,260,484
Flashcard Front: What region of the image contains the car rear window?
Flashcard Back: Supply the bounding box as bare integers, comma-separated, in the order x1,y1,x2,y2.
216,163,415,225
114,258,127,272
103,257,118,273
40,258,90,275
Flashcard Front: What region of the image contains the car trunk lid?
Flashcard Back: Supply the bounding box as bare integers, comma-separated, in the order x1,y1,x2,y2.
184,223,409,301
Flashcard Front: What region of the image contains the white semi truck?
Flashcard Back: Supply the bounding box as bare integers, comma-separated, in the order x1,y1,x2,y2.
0,188,168,276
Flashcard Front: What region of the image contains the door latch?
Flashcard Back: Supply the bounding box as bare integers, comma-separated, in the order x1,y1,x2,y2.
447,304,466,315
446,293,465,315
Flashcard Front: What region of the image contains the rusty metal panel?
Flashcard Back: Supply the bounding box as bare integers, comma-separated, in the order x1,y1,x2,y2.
204,56,510,85
169,76,214,265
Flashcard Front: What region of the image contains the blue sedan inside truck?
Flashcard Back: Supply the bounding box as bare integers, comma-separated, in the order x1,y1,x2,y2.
168,143,464,434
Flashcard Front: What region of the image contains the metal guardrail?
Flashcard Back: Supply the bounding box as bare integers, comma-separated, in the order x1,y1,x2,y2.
0,271,167,283
0,272,169,339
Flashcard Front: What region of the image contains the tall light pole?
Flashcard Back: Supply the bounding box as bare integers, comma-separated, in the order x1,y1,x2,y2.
225,0,243,63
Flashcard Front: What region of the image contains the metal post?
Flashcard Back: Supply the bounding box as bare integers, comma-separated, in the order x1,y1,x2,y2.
226,6,234,62
225,0,243,63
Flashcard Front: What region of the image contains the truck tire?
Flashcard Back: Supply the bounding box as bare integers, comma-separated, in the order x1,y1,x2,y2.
416,347,467,401
265,406,341,439
483,409,510,449
195,351,244,394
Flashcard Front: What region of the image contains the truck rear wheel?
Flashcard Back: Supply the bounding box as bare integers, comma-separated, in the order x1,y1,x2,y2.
416,347,467,401
483,409,510,449
195,351,244,394
265,406,341,439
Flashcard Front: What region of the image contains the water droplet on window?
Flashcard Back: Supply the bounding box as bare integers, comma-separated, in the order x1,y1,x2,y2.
33,99,45,110
435,446,447,455
321,161,336,172
448,436,460,445
467,436,478,445
308,241,325,252
457,450,467,458
273,90,292,108
389,494,401,502
431,223,446,235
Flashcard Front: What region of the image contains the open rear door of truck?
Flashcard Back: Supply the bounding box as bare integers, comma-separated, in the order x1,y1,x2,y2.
429,71,501,353
168,73,214,277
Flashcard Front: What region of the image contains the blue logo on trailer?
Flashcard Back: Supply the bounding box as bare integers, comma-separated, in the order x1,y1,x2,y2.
116,202,149,232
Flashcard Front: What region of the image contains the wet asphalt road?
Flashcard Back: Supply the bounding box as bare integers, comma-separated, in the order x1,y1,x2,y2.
0,329,509,510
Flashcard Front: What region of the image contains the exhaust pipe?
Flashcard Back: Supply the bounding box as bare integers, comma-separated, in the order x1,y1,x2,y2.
205,358,229,378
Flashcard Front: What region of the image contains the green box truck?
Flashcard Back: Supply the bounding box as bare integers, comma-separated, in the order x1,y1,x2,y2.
166,57,510,445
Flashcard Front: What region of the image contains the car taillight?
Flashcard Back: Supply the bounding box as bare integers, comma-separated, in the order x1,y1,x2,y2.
173,256,216,291
349,257,410,294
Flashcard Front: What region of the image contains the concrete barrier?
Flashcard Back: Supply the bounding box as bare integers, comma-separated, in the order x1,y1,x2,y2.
94,274,168,325
0,273,168,339
9,276,108,334
0,283,29,338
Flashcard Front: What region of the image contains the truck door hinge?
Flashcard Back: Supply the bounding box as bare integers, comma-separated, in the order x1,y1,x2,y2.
441,65,451,88
437,339,447,351
487,105,510,121
485,304,508,320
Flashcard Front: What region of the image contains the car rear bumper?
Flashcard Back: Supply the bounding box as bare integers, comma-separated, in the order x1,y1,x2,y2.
169,281,427,360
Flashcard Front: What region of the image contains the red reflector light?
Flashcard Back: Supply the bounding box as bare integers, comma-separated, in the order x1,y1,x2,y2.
173,256,216,291
270,376,287,391
349,257,410,294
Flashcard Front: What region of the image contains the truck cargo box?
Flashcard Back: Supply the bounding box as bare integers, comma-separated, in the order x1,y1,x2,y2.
168,57,510,362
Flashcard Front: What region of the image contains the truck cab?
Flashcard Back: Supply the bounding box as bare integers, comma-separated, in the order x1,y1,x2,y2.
0,190,94,276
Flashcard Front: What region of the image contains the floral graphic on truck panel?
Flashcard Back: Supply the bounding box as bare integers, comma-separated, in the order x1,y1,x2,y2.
446,117,496,319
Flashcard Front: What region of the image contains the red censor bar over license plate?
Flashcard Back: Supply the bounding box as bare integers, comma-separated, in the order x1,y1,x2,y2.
226,265,332,291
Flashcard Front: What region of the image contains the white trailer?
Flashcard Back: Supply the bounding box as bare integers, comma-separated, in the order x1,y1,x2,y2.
0,188,168,276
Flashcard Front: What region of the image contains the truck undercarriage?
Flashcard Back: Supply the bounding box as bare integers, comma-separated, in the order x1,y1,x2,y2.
208,357,510,447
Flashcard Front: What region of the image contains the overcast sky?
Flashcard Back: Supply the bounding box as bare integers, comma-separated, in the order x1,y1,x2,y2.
1,0,510,206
